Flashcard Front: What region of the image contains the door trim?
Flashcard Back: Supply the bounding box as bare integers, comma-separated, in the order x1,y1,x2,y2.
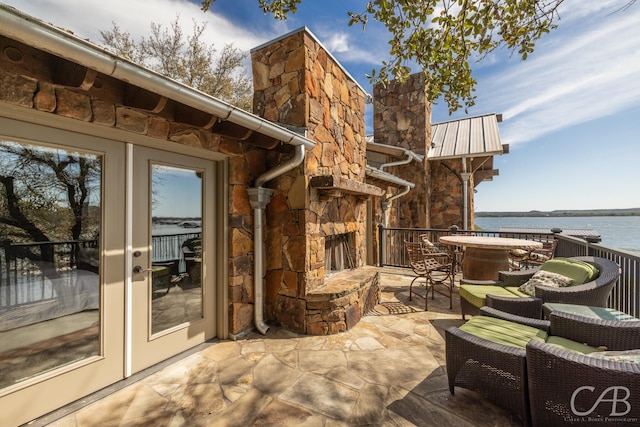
125,143,134,377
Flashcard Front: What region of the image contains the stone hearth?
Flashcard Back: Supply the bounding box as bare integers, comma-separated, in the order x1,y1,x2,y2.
306,266,379,335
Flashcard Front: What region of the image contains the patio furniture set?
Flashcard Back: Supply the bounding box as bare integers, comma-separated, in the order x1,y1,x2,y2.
404,236,639,426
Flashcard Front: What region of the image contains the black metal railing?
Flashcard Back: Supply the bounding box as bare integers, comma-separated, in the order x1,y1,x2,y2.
378,226,640,318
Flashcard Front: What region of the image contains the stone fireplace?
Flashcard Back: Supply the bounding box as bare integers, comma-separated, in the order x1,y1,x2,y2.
251,27,381,335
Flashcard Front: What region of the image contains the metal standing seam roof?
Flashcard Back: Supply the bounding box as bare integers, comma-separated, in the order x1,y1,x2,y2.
429,113,504,160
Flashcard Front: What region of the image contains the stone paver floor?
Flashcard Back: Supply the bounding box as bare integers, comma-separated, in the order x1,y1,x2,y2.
39,270,521,426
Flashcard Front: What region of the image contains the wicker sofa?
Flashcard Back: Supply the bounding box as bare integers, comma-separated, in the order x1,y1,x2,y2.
446,306,640,426
459,256,620,319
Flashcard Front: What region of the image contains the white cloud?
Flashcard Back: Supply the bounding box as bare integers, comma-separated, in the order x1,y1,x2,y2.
476,3,640,146
325,33,350,53
2,0,277,53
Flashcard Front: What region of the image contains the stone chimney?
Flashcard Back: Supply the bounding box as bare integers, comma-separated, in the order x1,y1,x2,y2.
251,28,380,335
373,73,431,228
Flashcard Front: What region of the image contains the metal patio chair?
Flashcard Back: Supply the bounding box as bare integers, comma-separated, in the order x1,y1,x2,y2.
404,240,453,310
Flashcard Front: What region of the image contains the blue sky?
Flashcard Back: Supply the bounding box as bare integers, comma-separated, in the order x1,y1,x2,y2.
5,0,639,212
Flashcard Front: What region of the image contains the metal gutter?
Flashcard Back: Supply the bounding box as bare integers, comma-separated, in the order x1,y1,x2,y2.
365,166,415,188
0,5,315,149
365,167,416,227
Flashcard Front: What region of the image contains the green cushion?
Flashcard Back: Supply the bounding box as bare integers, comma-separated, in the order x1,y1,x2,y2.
460,285,521,308
544,336,602,354
459,315,548,349
540,258,598,285
505,286,530,297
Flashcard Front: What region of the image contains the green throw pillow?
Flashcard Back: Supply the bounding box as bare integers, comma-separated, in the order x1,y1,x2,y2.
518,270,574,296
540,258,597,285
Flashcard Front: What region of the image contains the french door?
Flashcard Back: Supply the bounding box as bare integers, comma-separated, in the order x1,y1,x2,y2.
0,117,126,425
129,145,216,373
0,113,218,425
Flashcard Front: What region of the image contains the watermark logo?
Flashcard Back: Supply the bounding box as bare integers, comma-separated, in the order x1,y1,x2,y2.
571,386,632,417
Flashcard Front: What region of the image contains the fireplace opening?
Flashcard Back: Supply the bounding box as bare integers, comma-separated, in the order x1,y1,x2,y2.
325,233,356,275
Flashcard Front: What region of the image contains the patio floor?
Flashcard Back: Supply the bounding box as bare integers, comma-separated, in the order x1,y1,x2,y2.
38,268,521,426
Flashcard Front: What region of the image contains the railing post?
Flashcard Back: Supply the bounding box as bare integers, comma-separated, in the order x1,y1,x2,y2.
585,236,599,257
378,224,385,267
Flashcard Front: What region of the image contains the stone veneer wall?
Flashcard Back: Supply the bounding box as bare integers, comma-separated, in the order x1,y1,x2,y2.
372,73,476,231
372,73,431,229
429,159,465,229
428,158,476,230
251,28,380,335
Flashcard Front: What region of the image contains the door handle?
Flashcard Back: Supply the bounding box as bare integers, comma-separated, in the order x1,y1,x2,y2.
133,265,152,274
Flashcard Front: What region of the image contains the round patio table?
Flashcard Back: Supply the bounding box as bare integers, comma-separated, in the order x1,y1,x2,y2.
439,236,543,281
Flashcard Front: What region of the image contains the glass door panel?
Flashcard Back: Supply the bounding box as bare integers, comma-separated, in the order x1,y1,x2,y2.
0,140,102,389
150,164,203,334
0,115,125,427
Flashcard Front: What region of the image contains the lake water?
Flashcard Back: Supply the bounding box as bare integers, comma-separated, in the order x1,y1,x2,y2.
474,216,640,253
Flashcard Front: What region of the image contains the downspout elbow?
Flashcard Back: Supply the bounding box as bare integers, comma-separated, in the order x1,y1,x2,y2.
380,153,412,171
255,144,305,188
382,185,411,227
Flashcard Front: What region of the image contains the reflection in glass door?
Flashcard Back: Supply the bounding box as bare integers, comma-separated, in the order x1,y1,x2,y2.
0,140,102,389
150,165,203,334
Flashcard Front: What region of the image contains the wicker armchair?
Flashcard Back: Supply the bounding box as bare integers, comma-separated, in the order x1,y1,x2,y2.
486,256,620,318
446,307,640,427
404,240,453,310
446,307,549,426
527,313,640,426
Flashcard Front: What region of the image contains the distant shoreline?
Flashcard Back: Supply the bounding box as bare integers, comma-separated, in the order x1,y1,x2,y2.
476,208,640,218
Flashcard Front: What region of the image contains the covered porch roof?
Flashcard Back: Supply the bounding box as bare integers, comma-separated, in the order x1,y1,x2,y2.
429,113,509,185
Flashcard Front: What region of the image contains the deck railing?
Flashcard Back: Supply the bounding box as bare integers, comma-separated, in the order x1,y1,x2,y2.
378,226,640,318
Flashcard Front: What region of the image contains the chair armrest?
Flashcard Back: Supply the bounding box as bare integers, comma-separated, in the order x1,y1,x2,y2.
526,339,640,427
485,295,543,319
549,311,640,350
480,306,550,332
424,252,452,263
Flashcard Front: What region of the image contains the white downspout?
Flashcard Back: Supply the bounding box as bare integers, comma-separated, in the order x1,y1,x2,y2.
461,156,470,230
247,145,305,335
379,150,422,171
